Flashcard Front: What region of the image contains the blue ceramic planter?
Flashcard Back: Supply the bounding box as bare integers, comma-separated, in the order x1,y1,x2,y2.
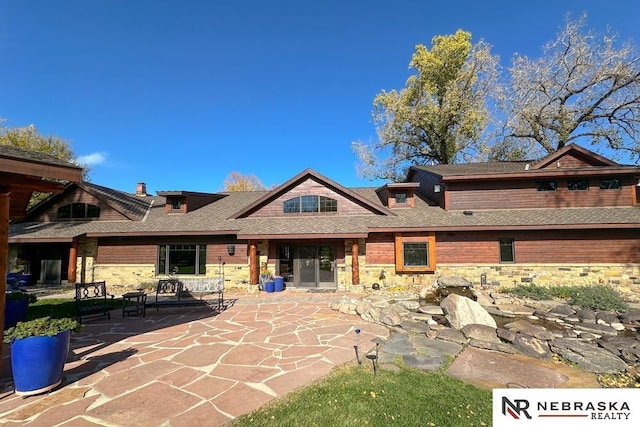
264,281,275,293
4,300,28,330
11,330,71,396
273,277,284,292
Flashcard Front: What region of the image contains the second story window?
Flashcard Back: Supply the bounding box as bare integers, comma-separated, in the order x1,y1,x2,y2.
57,203,101,220
395,193,407,204
536,181,557,191
599,179,621,190
283,196,337,213
568,179,589,191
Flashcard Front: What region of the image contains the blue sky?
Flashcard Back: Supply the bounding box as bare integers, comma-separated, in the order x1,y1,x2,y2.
1,1,638,194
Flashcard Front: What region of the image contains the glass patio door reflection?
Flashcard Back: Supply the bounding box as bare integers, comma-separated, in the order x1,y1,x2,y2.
297,244,335,288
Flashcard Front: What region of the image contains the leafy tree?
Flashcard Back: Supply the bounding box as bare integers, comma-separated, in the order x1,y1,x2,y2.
353,30,499,181
223,171,266,191
495,14,640,161
0,120,87,206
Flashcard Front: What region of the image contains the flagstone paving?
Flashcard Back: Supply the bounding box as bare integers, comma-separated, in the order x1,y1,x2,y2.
0,292,388,426
0,290,602,426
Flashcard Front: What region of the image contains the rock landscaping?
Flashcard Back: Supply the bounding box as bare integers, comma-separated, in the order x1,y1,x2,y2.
330,280,640,381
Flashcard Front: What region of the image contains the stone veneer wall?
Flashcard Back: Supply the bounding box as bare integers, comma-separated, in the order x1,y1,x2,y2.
358,262,640,300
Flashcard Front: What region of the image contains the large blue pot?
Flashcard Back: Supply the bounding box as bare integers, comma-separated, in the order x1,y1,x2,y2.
4,300,29,330
264,281,275,293
11,330,71,396
273,277,285,292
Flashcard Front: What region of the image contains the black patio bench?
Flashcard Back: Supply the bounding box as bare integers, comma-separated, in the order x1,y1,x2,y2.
75,281,115,323
148,278,224,311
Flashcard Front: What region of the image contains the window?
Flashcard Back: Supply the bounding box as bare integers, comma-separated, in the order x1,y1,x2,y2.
568,179,589,191
168,197,183,210
536,181,557,191
157,244,206,275
499,238,515,263
395,193,407,204
599,179,621,190
283,197,300,213
395,233,435,272
283,196,337,213
57,203,100,220
403,243,428,267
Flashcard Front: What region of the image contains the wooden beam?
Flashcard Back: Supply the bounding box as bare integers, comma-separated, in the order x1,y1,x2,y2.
68,239,78,283
351,239,360,286
0,187,11,373
249,240,258,285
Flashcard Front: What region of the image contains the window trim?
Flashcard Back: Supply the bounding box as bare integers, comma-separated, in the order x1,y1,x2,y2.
394,233,436,273
157,243,207,276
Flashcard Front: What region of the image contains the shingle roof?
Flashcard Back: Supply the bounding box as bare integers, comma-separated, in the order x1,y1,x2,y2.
80,182,154,221
9,187,640,241
0,144,82,170
411,161,531,177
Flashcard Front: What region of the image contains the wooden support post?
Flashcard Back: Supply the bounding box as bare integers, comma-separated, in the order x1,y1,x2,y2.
0,187,12,373
351,239,360,286
249,240,258,285
68,239,78,283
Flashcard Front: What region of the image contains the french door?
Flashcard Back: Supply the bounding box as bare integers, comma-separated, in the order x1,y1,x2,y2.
287,244,336,288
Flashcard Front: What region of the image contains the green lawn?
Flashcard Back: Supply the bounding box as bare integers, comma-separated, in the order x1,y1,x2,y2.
26,298,122,320
231,363,492,427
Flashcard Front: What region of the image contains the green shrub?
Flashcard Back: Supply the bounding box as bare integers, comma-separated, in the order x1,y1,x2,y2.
5,291,37,304
570,285,627,311
548,285,574,300
506,284,553,300
3,317,81,342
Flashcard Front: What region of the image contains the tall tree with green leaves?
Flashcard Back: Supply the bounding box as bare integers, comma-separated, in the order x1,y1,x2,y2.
494,14,640,162
353,30,499,181
0,120,87,206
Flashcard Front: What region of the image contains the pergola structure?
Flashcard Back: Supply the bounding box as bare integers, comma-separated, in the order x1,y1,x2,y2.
0,145,83,369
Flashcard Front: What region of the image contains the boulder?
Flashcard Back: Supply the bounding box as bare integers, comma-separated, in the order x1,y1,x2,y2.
550,338,628,373
440,294,496,330
573,322,618,337
496,328,517,343
547,304,576,318
436,328,468,345
469,339,518,354
437,276,472,288
379,305,406,326
460,323,500,343
513,334,552,360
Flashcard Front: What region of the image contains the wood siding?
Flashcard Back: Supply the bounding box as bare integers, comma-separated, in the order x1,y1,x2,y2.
249,177,376,217
32,188,130,222
365,233,395,264
436,229,640,264
446,177,635,210
96,237,245,265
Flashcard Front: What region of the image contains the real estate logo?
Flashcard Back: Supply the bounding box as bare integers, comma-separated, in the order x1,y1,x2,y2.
493,388,638,426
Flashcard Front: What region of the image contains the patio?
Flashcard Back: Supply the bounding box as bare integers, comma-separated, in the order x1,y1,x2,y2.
0,291,388,426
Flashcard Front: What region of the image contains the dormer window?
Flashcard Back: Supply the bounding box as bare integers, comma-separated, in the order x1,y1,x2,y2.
170,198,182,210
394,193,407,204
284,196,337,213
166,196,185,213
57,203,100,220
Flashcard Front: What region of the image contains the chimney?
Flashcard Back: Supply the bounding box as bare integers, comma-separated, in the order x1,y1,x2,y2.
136,182,147,196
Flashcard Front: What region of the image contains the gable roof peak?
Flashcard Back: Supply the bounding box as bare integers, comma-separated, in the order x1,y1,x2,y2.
531,143,618,169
